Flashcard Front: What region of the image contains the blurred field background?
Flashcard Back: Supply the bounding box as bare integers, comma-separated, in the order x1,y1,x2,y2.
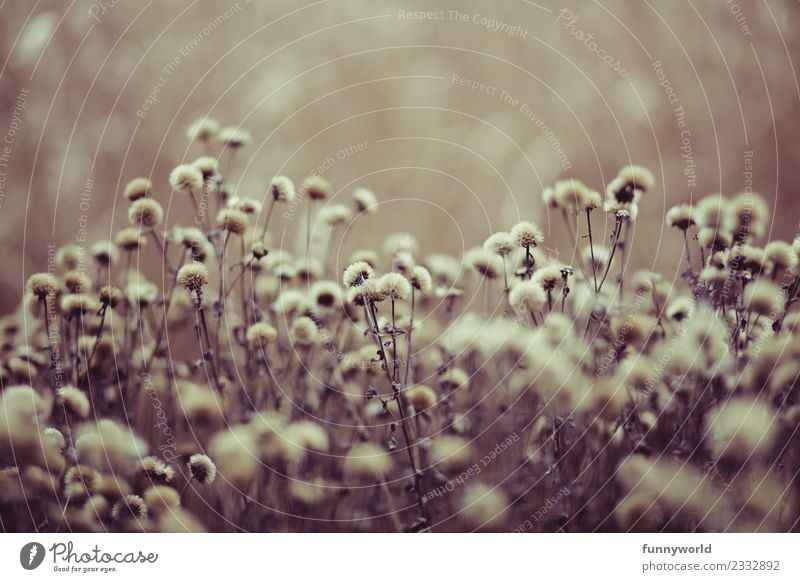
1,0,799,312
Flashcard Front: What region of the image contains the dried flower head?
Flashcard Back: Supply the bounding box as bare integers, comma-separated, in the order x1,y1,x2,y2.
465,248,502,279
343,260,374,287
269,175,296,202
124,177,152,201
114,227,145,251
553,178,602,211
57,386,90,418
483,232,515,257
353,187,378,214
169,164,204,194
377,272,411,301
407,384,437,412
509,281,546,312
218,126,251,148
99,285,123,309
187,117,219,143
176,263,209,292
128,198,164,229
707,398,777,463
666,203,695,230
112,494,148,520
60,293,101,318
246,322,277,350
187,454,217,484
216,207,249,235
27,273,58,299
511,220,544,248
616,165,655,194
303,176,331,201
192,156,219,178
321,204,352,226
290,316,318,346
64,270,92,293
409,266,433,295
138,456,175,484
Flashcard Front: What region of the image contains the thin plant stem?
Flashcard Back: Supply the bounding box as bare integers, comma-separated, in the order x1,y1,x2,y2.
586,209,599,292
259,197,277,241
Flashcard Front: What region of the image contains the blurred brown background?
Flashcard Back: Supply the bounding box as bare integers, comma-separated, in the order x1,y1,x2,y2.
1,0,799,311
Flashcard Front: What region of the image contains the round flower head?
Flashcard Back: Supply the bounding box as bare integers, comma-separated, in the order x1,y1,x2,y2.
27,273,58,299
509,281,546,312
439,367,470,391
383,232,419,256
665,296,695,322
321,204,352,226
169,164,204,194
511,220,544,248
55,245,81,270
350,249,379,269
695,195,732,231
616,164,655,194
64,270,92,293
744,280,782,318
176,262,209,292
343,260,374,287
57,386,90,418
246,321,277,350
465,248,502,279
378,272,411,301
553,178,602,212
115,227,145,252
216,207,249,235
143,485,181,514
707,397,777,462
311,280,341,309
483,232,514,257
61,293,101,318
187,454,217,484
303,176,331,201
123,177,152,201
269,175,296,202
533,265,564,291
764,240,794,274
138,456,175,484
192,156,219,178
290,316,318,346
409,265,433,295
697,226,732,252
112,494,147,520
99,285,123,309
666,203,695,230
187,117,219,143
731,192,770,241
43,427,66,451
407,384,437,412
218,126,251,148
227,196,260,216
352,278,386,304
128,198,164,229
91,241,119,267
353,188,378,214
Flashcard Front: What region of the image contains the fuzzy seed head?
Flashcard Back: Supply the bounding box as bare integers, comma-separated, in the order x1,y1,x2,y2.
303,176,331,201
169,164,204,194
176,262,209,292
27,273,58,298
343,261,374,288
483,232,515,257
187,117,219,143
187,454,217,484
269,175,296,202
216,208,249,235
353,188,378,214
128,198,164,229
123,177,152,202
246,322,277,350
377,272,411,301
511,220,544,248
